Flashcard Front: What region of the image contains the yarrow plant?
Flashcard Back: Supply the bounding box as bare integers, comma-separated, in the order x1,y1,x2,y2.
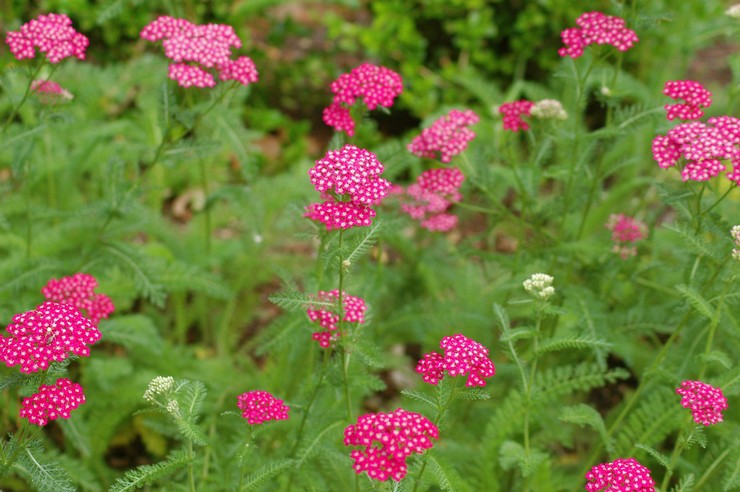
652,115,740,184
305,144,391,230
530,99,568,121
42,273,115,324
306,290,366,348
663,80,712,121
322,63,403,136
416,334,495,387
605,214,648,259
558,12,638,58
408,109,479,163
343,408,438,481
675,380,728,426
30,80,73,103
237,390,290,425
19,377,86,426
397,167,465,232
5,13,89,63
0,301,101,373
523,273,555,300
499,100,534,132
140,16,258,88
584,457,655,492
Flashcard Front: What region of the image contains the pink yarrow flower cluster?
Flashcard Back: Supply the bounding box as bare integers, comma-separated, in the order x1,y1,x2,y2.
42,273,115,325
500,100,534,132
605,214,648,259
344,408,438,481
5,13,89,63
305,145,391,230
664,80,712,121
306,290,367,348
408,109,479,163
676,380,728,426
416,334,495,387
0,302,101,373
20,378,85,426
237,390,289,425
141,16,258,88
559,12,638,58
398,167,465,232
652,116,740,184
31,80,73,103
322,63,403,136
585,458,655,492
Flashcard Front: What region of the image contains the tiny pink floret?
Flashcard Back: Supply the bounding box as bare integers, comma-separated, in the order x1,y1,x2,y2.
344,408,438,481
5,13,89,63
605,214,648,259
499,101,534,132
416,334,495,387
307,290,367,348
42,273,115,325
398,168,465,232
20,378,85,426
237,390,289,425
663,80,712,121
676,380,728,426
585,457,655,492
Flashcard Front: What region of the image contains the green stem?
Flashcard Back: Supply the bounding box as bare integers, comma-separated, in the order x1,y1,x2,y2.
1,62,49,134
698,279,729,380
199,159,212,254
337,228,353,422
699,184,736,219
660,416,694,491
522,309,544,492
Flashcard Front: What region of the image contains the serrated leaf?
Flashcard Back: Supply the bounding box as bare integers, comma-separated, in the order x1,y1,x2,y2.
401,389,438,410
635,443,670,468
671,473,695,492
534,335,611,356
240,459,295,491
108,449,191,492
498,440,547,477
426,451,470,492
350,338,384,369
559,404,613,453
675,284,714,319
456,388,491,401
697,351,732,370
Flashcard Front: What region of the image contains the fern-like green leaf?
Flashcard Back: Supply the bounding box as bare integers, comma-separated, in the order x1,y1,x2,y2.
675,284,714,320
635,443,670,468
240,459,295,491
100,315,164,355
671,473,695,492
534,335,611,356
108,449,191,492
15,444,76,492
455,388,491,401
559,404,613,454
723,455,740,491
498,441,547,478
350,337,384,369
344,220,382,266
426,451,471,492
401,389,438,410
101,242,166,306
268,289,332,312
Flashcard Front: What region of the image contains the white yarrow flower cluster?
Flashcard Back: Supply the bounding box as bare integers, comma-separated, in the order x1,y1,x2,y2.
523,273,555,299
727,4,740,19
143,376,175,402
731,225,740,261
531,99,568,120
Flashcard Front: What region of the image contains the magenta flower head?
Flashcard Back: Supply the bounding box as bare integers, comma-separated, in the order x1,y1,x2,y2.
322,63,403,136
652,116,740,185
5,13,89,63
585,457,655,492
676,380,728,426
306,145,391,230
344,408,438,481
42,273,115,325
499,100,534,132
306,290,367,348
20,378,85,426
605,214,648,259
31,80,73,104
559,12,638,59
663,80,712,121
399,167,465,232
0,302,101,374
408,109,479,163
416,334,495,387
237,390,289,425
140,16,258,89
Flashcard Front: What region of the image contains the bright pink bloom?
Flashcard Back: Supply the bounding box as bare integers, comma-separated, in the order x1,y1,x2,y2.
652,116,740,185
663,80,712,121
0,302,101,374
322,63,403,135
499,100,534,132
416,334,495,387
20,378,85,426
5,13,89,63
344,408,438,481
305,201,376,230
306,290,367,348
309,145,391,206
237,390,289,425
559,12,638,58
605,214,648,259
398,168,464,232
408,109,479,163
30,80,73,103
42,273,114,325
585,458,655,492
676,380,728,426
141,16,257,89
